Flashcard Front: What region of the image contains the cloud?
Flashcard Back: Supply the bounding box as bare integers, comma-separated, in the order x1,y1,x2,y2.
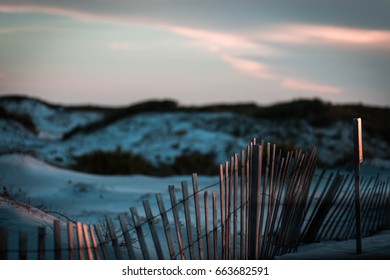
281,78,342,94
259,24,390,49
164,25,276,56
0,4,99,21
221,55,276,80
0,3,346,97
110,42,134,51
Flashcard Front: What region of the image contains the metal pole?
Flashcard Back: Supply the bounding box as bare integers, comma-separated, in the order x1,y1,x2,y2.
353,118,363,254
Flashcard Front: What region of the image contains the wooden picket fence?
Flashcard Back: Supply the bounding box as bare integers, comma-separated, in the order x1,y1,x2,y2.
1,139,389,260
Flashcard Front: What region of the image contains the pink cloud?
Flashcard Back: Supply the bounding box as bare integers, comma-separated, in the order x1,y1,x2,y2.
281,78,342,94
222,55,276,80
163,25,278,57
0,4,103,22
110,42,133,51
260,24,390,48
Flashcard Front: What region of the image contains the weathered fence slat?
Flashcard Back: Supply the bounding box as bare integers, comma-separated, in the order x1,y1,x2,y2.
118,213,136,260
37,227,45,260
317,174,350,240
302,174,344,243
156,193,176,260
226,158,232,260
212,191,218,260
240,149,246,260
0,226,8,260
130,207,150,260
248,144,260,259
89,224,100,260
182,181,195,260
19,230,27,260
301,172,334,239
143,200,165,260
233,153,239,260
204,191,211,260
245,145,250,260
76,222,85,260
106,217,122,260
83,224,94,260
373,181,387,232
94,224,109,260
192,174,205,260
218,164,226,259
67,222,75,260
168,185,186,260
54,220,61,260
321,175,354,240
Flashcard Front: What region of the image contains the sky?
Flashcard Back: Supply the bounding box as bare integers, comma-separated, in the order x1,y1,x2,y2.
0,0,389,107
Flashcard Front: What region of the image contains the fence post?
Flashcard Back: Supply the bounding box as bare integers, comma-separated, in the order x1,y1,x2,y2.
353,118,363,254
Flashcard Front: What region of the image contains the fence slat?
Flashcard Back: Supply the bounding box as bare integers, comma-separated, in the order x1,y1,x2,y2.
233,153,239,260
156,193,176,260
212,191,218,260
67,222,75,260
106,217,122,260
204,191,211,260
54,220,61,260
0,226,8,260
37,227,45,260
168,185,186,260
94,224,109,260
226,159,232,260
192,173,204,260
130,207,150,260
83,224,94,260
18,230,27,260
118,213,136,260
76,222,86,260
240,149,246,260
248,144,260,259
218,164,226,259
143,200,165,260
89,224,100,260
302,174,344,243
182,181,195,260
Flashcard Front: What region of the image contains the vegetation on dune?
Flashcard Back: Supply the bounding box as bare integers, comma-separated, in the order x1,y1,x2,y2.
62,99,178,139
0,106,38,135
72,147,218,176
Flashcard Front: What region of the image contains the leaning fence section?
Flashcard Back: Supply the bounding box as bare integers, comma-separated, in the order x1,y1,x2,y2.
1,139,389,260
